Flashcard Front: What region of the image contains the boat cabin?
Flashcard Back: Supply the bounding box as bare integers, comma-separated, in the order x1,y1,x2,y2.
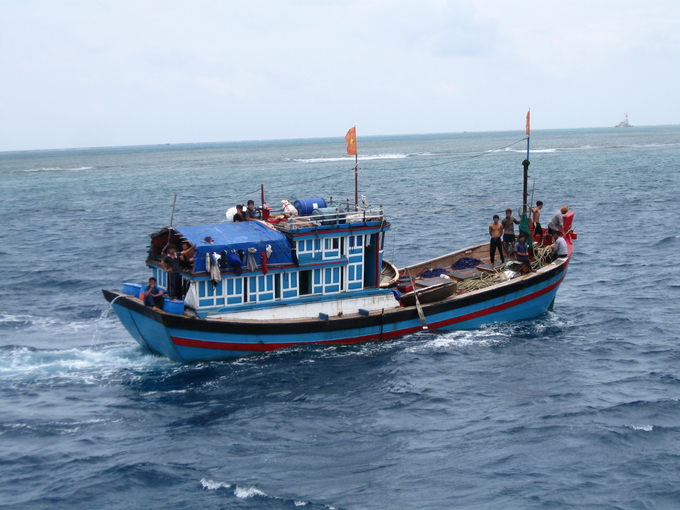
145,202,393,318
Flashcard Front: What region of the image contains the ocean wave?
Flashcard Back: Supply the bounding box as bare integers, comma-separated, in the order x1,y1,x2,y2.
626,424,654,432
21,166,94,173
0,343,173,389
200,478,318,507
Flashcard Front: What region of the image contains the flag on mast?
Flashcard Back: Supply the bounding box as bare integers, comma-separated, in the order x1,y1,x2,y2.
345,127,357,155
526,109,530,136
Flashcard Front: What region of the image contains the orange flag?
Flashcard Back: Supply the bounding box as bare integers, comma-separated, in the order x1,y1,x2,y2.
345,127,357,155
526,109,531,136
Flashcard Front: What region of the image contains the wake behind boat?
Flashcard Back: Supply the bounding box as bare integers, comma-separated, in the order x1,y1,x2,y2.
104,124,576,362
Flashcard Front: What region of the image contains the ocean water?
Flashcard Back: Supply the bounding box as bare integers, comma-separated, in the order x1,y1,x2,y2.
1,126,680,509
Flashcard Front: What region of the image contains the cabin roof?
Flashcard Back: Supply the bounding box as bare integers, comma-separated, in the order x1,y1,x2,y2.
171,222,293,272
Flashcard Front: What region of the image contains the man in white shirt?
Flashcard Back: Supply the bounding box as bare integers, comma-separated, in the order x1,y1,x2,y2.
551,231,569,261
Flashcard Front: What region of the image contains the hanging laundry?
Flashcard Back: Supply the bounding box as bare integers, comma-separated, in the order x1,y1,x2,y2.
228,250,243,276
265,244,272,260
205,252,212,272
210,252,222,287
220,250,228,269
247,247,258,272
261,252,268,274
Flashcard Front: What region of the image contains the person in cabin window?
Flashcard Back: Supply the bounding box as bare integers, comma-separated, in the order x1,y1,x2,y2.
514,233,535,273
531,201,544,244
162,244,183,299
139,277,166,310
489,214,505,265
244,199,260,221
233,204,246,222
501,208,520,258
548,205,569,236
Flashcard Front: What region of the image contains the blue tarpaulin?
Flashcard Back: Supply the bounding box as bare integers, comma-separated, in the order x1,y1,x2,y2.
173,222,293,273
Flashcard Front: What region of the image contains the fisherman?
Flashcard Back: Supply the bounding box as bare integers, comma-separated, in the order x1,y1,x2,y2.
502,208,520,258
179,240,197,272
489,214,505,265
551,230,569,261
162,244,183,299
531,201,544,244
514,233,535,273
244,199,260,221
548,205,569,236
233,204,246,222
139,277,166,310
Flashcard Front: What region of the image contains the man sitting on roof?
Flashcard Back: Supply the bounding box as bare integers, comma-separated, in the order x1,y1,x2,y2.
233,204,246,222
244,200,260,221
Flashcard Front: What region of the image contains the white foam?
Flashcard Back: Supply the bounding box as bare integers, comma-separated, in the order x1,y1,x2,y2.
628,424,654,432
234,485,268,499
200,478,232,490
22,166,93,172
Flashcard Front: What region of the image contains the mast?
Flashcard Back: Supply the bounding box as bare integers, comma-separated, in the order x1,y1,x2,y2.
523,109,530,214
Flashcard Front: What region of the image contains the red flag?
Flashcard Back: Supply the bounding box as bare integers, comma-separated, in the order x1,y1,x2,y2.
345,127,357,156
526,109,530,136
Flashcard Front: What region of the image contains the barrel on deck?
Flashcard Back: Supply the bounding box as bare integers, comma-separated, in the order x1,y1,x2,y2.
123,283,141,298
294,197,326,216
163,298,185,315
311,207,346,225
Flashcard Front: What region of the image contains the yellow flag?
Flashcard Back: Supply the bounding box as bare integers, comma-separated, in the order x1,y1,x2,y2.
345,127,357,155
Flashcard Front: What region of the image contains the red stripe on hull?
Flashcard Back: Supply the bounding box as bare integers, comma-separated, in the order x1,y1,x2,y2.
171,271,566,352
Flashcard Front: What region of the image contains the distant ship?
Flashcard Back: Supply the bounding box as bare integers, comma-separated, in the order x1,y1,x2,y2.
615,113,632,128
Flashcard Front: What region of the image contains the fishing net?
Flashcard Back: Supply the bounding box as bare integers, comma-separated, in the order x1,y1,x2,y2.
519,213,533,249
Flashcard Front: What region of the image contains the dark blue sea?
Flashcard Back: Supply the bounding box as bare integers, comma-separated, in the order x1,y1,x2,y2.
2,126,680,509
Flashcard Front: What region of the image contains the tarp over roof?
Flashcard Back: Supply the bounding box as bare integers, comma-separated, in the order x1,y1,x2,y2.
172,222,293,273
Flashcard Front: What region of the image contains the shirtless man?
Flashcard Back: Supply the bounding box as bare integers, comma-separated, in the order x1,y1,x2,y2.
501,208,520,258
531,201,543,244
489,214,505,265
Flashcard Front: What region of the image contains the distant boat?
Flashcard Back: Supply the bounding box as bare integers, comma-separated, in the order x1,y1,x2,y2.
615,113,632,128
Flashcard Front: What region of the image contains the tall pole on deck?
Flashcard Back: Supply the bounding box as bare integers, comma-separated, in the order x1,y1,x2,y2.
523,109,531,214
354,153,358,211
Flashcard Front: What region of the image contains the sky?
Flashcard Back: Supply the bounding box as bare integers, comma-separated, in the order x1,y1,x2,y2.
1,0,679,152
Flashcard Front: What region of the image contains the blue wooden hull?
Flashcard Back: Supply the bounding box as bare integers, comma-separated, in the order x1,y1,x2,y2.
103,258,569,362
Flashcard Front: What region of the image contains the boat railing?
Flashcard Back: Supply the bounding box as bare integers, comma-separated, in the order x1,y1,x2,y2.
274,206,385,232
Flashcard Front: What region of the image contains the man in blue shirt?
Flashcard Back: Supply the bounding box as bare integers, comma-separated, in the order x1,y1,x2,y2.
514,233,535,273
140,277,166,309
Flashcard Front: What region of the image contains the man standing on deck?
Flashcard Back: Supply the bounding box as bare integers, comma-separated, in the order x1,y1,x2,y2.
548,206,569,236
162,245,183,299
502,208,520,258
531,201,544,244
489,214,505,265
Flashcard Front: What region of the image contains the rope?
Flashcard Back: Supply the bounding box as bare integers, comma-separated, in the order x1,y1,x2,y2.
166,137,529,204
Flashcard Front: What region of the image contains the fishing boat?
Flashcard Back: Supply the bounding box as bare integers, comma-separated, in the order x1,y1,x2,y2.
104,125,576,362
103,197,576,362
